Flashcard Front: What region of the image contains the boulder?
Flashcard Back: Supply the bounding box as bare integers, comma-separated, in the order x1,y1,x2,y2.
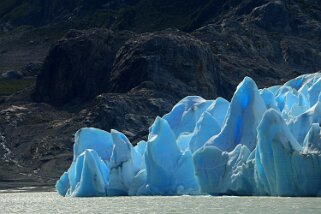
1,70,23,79
110,30,221,99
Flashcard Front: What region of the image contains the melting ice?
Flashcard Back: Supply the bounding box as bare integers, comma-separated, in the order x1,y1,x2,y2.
56,73,321,197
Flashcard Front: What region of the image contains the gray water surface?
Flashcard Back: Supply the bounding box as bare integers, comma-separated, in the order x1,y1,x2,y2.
0,192,321,213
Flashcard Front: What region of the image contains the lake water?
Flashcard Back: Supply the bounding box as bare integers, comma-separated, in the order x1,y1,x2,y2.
0,191,321,213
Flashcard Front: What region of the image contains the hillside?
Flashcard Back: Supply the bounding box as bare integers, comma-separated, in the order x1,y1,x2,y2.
0,0,221,30
0,0,318,32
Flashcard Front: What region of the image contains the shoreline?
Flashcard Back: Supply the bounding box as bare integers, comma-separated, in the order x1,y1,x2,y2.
0,183,55,193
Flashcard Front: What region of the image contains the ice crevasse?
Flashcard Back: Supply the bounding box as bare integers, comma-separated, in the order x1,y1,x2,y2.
56,73,321,197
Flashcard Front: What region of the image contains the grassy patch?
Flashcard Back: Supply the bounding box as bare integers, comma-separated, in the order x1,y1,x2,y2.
0,79,35,96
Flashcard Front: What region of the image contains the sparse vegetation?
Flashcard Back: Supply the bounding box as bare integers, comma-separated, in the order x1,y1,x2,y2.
0,79,35,96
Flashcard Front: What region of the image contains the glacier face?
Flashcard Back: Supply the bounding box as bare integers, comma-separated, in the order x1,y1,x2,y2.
56,73,321,197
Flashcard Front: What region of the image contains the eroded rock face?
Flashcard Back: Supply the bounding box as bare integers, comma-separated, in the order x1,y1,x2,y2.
33,29,133,105
110,30,221,99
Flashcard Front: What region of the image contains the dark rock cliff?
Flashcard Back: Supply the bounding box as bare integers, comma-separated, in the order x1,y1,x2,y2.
33,29,133,105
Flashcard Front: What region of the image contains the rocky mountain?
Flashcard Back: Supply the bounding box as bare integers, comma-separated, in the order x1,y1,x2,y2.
0,0,321,188
1,0,319,32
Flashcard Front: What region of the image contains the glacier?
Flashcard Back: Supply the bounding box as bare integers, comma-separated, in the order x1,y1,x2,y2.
56,73,321,197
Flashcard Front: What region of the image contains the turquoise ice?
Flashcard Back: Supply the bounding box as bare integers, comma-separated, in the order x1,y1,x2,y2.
56,72,321,197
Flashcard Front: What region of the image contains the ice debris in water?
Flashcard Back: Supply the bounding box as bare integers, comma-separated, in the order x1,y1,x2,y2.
56,73,321,197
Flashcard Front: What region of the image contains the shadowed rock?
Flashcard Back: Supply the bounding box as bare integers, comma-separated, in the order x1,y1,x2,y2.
33,29,133,105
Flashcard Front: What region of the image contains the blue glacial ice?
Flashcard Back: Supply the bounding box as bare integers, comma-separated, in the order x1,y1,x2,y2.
56,73,321,197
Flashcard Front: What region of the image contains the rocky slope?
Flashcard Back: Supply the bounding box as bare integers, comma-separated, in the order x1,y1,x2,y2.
0,0,321,188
